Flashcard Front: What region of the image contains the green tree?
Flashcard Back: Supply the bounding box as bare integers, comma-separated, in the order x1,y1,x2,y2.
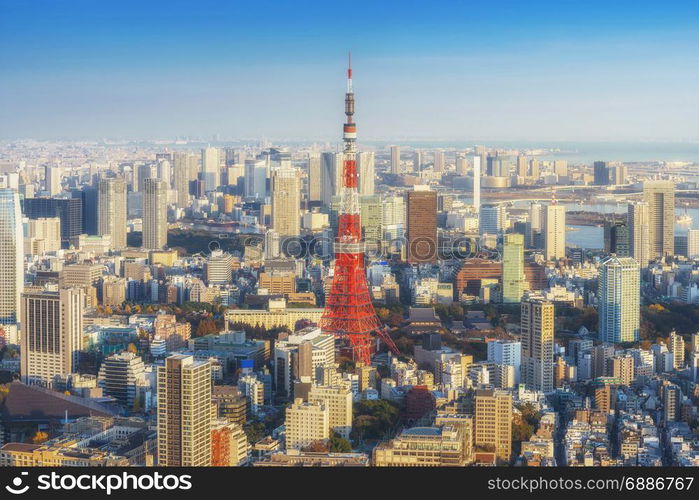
328,433,352,453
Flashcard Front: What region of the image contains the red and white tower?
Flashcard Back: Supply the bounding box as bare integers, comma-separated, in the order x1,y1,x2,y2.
320,55,399,364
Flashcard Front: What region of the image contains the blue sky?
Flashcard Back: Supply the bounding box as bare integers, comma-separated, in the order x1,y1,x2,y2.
1,0,698,141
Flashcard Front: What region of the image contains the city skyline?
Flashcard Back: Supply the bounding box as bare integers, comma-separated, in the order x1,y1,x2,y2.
2,0,699,142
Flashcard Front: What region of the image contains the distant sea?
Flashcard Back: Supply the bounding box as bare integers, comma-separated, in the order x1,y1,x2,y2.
365,140,699,164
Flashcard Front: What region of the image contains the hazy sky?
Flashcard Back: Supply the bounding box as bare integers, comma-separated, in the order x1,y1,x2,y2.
1,0,698,142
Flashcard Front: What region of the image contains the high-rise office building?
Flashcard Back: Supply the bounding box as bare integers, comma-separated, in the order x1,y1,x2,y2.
320,152,342,206
543,203,566,261
598,255,640,343
26,217,61,254
390,146,401,174
413,150,423,173
527,202,543,249
474,388,512,463
308,152,322,202
357,152,375,196
20,287,84,386
97,178,127,249
593,161,610,186
520,298,554,393
360,195,383,246
0,189,24,326
406,188,437,264
157,354,212,466
173,152,198,208
143,178,168,250
553,160,568,177
643,180,675,258
502,233,525,303
23,197,83,247
627,201,650,266
604,220,630,257
71,186,98,235
516,155,528,178
45,166,62,195
97,351,146,408
433,150,444,173
472,156,481,214
479,204,505,236
244,159,268,200
201,147,220,191
271,168,301,238
487,340,521,385
687,229,699,259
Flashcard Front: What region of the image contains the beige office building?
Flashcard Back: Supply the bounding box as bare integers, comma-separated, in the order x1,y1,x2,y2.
373,424,470,466
157,354,212,466
98,177,127,249
20,287,84,386
474,388,512,463
308,384,353,440
271,167,301,237
543,203,566,261
285,399,329,449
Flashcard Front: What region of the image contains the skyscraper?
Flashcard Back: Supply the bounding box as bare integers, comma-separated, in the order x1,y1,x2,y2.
320,152,343,207
687,229,699,259
502,233,524,304
357,152,375,196
479,204,505,236
0,189,23,326
406,188,437,264
603,220,630,257
271,167,301,237
157,354,212,466
520,298,554,393
97,177,127,249
244,159,268,200
433,150,444,173
643,180,675,258
472,155,481,214
543,203,566,261
390,146,401,174
45,166,62,195
527,202,542,249
23,197,83,247
20,287,84,386
172,152,197,208
413,150,423,173
593,161,610,185
143,178,168,250
201,147,220,191
628,201,650,266
308,152,322,202
598,255,640,343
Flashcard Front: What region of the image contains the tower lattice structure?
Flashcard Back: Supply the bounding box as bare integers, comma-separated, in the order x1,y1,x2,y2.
319,55,399,364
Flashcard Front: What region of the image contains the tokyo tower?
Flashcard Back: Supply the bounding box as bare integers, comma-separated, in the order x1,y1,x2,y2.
319,54,399,364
